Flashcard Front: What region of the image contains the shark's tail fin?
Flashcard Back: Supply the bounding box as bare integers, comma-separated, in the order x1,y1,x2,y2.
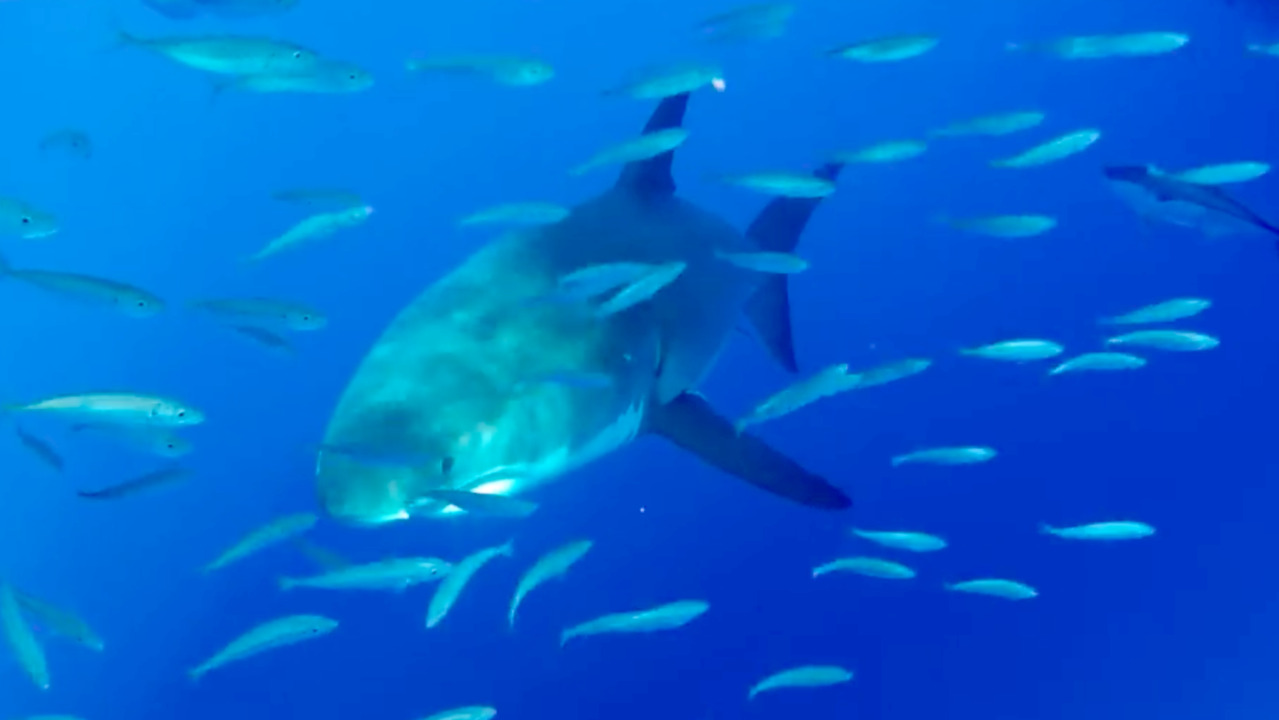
742,162,845,373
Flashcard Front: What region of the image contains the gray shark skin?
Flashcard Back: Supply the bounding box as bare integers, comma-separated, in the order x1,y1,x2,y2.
1103,165,1279,252
316,92,851,525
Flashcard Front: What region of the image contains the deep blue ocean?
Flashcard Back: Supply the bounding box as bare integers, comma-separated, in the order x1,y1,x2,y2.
3,0,1279,718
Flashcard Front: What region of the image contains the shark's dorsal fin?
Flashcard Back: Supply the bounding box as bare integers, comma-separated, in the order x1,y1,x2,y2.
615,93,690,198
648,392,851,510
742,162,846,373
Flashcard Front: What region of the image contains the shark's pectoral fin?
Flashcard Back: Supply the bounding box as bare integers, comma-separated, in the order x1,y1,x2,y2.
743,277,798,372
741,162,846,374
615,93,690,199
648,392,851,510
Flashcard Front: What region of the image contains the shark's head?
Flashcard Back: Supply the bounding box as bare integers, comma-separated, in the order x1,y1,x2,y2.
1102,165,1152,184
315,353,563,525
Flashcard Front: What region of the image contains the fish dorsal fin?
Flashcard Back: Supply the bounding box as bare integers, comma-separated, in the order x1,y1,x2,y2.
615,93,690,198
648,392,851,510
742,162,846,373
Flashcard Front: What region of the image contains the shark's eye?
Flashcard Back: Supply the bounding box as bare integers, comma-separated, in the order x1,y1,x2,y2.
441,456,455,474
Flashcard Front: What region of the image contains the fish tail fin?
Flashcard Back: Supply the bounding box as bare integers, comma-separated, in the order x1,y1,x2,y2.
743,161,846,373
890,455,908,467
278,577,296,591
559,629,573,647
1038,523,1055,535
499,540,515,557
187,666,204,683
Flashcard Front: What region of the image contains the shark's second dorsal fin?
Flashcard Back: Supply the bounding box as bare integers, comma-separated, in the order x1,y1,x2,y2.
743,162,846,373
615,93,690,199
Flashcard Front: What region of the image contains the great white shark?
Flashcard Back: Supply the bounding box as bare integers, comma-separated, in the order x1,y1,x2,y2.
315,92,851,524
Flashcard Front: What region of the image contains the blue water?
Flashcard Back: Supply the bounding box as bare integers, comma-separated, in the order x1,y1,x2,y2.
3,0,1279,717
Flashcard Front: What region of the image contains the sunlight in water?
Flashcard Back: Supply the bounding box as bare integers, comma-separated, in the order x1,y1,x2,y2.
439,477,518,515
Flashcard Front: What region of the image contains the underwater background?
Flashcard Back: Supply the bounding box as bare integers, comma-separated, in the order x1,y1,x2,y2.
2,0,1279,718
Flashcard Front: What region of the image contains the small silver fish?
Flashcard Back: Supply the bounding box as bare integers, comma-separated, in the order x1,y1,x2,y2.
118,30,323,76
941,214,1057,238
721,171,836,198
426,541,513,628
604,62,725,99
946,578,1037,599
930,111,1045,137
595,261,687,317
1008,32,1188,59
1100,298,1211,325
549,262,656,305
0,254,164,317
696,3,794,43
1105,330,1218,351
829,35,939,62
812,556,915,579
281,557,451,592
991,129,1100,168
229,325,295,355
560,600,708,646
188,614,337,680
1168,162,1269,185
1040,521,1155,541
749,665,854,699
960,339,1064,362
1049,352,1146,374
459,202,569,228
204,512,317,573
77,466,192,500
509,539,593,628
13,589,103,652
891,446,996,467
835,140,927,163
190,297,327,331
14,426,64,472
571,129,690,176
407,55,554,86
736,363,855,431
247,205,373,261
0,198,59,239
0,584,49,690
845,358,932,390
215,61,373,95
849,528,947,552
9,394,202,428
420,707,497,720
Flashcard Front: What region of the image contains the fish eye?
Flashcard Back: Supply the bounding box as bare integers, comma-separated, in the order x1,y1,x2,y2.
441,456,455,474
20,217,29,224
293,51,303,59
176,410,186,418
